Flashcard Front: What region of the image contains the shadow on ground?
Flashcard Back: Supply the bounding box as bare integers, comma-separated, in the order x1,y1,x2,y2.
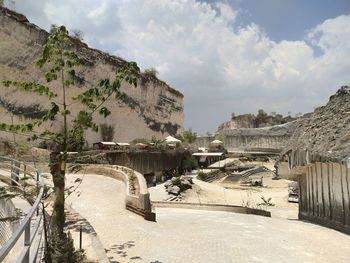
105,241,162,263
65,209,96,236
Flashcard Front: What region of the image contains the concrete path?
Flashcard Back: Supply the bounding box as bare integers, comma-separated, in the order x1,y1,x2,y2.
66,173,350,263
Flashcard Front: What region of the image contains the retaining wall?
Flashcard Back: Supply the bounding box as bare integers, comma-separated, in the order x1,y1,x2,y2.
298,162,350,234
83,165,155,221
152,202,271,217
106,151,184,174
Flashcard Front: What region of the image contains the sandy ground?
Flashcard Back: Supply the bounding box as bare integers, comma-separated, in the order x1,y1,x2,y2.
66,173,350,263
148,160,298,219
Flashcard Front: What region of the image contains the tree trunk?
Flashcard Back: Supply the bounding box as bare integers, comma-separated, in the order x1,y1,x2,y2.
49,152,65,235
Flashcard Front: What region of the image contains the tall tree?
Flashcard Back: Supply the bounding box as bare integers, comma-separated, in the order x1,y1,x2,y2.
1,25,139,256
182,128,197,144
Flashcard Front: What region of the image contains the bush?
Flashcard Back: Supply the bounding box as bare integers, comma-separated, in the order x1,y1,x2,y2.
182,154,198,171
45,231,86,263
100,123,115,141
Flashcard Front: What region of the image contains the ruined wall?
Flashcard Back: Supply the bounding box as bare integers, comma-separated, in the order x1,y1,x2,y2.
298,162,350,234
0,7,184,144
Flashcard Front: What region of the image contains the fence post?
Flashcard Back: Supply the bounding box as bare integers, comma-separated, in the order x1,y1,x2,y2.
24,219,31,263
80,226,83,250
23,164,27,191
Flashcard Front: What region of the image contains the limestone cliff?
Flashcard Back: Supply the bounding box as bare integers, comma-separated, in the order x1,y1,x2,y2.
220,121,299,151
285,85,350,162
216,112,299,151
0,7,184,144
218,112,296,131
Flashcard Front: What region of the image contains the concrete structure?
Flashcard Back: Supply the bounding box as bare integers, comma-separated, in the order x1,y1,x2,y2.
0,7,183,144
280,86,350,234
81,165,155,221
192,152,225,167
105,151,185,184
92,142,116,150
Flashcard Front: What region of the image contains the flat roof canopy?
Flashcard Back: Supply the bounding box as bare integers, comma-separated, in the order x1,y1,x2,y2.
116,142,130,146
192,152,224,156
94,141,116,145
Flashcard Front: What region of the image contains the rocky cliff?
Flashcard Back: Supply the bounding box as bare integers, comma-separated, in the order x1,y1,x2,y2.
0,7,184,144
218,112,296,131
215,111,299,151
285,85,350,162
220,121,299,151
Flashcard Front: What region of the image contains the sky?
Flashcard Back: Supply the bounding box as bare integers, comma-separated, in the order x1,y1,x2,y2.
4,0,350,134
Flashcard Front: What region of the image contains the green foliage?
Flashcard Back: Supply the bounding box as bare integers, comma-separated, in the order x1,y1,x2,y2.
162,168,179,178
67,124,86,152
258,196,275,207
0,186,21,200
128,172,137,194
0,24,140,255
151,136,164,148
45,230,86,263
215,134,224,142
130,138,149,144
143,67,158,77
257,109,267,117
2,81,57,98
197,171,207,181
229,110,297,128
0,25,140,149
176,128,197,144
70,29,84,41
100,123,115,141
182,153,198,170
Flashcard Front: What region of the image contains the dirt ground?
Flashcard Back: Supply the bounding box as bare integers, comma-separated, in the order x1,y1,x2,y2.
149,160,298,219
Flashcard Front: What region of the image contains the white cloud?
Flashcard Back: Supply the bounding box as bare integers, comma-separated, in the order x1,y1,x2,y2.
10,0,350,133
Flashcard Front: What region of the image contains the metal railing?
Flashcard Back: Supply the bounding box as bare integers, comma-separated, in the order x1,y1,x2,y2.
0,156,45,263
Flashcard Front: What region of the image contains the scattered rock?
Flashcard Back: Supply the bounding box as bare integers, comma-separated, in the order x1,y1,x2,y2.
165,176,193,195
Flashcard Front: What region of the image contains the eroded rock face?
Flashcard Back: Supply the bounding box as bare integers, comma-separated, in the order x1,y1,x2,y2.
285,85,350,161
0,7,184,143
194,121,298,151
215,110,300,151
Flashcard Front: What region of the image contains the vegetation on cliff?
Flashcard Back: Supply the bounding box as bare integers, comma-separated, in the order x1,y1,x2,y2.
218,109,298,131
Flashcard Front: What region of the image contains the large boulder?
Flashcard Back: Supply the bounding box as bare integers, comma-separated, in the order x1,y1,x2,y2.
168,185,181,195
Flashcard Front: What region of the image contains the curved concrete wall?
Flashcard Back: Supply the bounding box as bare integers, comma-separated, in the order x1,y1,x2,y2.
82,165,154,220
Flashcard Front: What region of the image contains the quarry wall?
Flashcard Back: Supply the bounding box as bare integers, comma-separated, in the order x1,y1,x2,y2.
195,121,297,152
0,7,184,144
